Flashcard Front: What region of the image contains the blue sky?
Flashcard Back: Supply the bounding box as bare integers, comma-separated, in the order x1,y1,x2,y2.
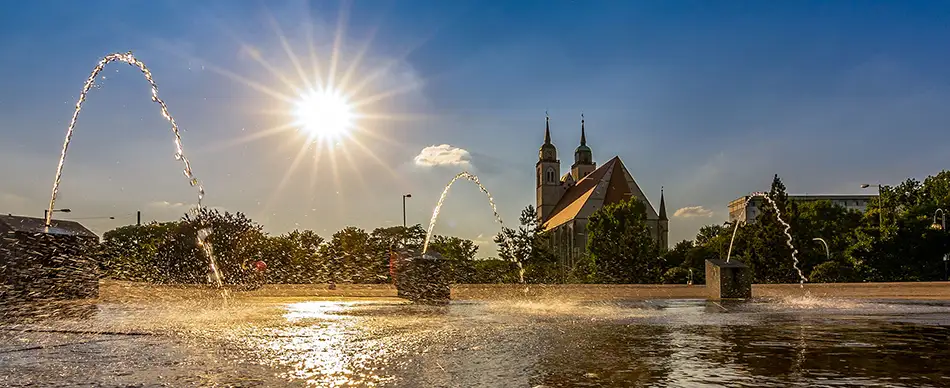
2,0,949,256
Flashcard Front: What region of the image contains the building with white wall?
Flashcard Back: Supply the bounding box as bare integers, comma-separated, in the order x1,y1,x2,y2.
728,194,876,224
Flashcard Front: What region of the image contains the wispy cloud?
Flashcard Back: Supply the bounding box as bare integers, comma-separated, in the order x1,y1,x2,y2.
413,144,472,168
147,201,187,209
473,233,496,245
674,206,714,218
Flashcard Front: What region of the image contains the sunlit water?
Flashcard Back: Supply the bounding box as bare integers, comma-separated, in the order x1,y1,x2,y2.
4,285,950,387
43,51,221,288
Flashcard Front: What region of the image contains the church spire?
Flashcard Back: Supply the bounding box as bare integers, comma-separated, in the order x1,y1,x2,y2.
659,186,668,221
544,111,551,144
580,113,587,146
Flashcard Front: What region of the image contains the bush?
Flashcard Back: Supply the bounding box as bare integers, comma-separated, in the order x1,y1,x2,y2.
809,260,858,283
660,267,691,284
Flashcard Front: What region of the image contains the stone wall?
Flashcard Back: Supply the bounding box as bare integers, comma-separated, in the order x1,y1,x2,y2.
0,231,100,304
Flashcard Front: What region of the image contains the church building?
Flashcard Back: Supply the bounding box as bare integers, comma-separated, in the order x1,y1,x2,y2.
536,114,668,267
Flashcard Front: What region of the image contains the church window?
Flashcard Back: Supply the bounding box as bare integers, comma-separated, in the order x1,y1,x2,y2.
546,167,556,183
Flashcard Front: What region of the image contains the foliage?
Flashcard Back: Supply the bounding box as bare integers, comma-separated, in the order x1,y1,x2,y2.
586,197,663,283
494,205,558,283
469,259,522,284
97,170,950,286
660,267,692,284
100,222,178,282
677,171,950,284
428,235,478,283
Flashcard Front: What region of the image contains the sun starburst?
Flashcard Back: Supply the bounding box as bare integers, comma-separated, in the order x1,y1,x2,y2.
158,4,442,217
293,87,354,143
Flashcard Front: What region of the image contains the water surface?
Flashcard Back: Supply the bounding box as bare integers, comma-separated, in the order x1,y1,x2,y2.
2,292,950,387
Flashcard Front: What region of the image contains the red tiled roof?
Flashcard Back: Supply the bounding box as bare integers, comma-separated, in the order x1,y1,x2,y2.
542,156,658,231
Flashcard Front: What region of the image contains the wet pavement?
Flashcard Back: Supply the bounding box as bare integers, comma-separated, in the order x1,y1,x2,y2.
3,287,950,387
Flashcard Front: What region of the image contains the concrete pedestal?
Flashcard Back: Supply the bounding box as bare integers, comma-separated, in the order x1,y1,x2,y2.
705,259,752,300
391,250,451,305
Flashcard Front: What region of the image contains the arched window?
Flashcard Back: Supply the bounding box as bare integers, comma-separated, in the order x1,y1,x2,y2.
546,167,556,183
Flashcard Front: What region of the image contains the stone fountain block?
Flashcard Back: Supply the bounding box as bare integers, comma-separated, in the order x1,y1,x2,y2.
391,250,451,305
0,215,100,313
705,259,752,300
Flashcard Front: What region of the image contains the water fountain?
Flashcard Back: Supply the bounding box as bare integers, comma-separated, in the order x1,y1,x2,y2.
47,52,220,288
2,52,221,314
392,171,522,303
707,191,806,299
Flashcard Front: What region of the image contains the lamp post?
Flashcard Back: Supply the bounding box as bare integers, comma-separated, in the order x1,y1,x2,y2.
813,237,830,262
44,208,72,221
402,194,412,228
861,184,883,230
931,208,947,281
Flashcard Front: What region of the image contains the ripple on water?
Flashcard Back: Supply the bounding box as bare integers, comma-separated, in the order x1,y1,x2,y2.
5,294,950,387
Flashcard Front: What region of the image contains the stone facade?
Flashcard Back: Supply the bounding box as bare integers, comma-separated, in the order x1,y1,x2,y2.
536,114,668,268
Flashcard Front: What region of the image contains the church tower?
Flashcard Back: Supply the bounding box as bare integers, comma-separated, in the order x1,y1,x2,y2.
537,113,561,221
571,114,596,181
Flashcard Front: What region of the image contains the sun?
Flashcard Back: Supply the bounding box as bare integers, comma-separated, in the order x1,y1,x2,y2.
293,88,354,141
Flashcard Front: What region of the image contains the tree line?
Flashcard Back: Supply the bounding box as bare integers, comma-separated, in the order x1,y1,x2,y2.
98,169,950,285
98,209,521,285
570,170,950,285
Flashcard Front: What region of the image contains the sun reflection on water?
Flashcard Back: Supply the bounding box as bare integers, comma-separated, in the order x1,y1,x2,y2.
237,301,395,386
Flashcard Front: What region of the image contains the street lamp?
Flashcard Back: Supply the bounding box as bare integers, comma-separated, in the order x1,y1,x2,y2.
725,219,745,263
813,237,830,262
44,208,72,220
402,194,412,228
931,208,947,281
861,184,883,230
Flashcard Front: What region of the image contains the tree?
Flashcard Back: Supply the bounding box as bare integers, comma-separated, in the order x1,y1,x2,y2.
494,205,557,283
788,200,863,280
586,197,660,283
256,230,325,283
742,174,800,283
320,227,376,283
848,172,950,281
696,225,728,246
427,235,478,283
152,208,265,285
100,222,178,282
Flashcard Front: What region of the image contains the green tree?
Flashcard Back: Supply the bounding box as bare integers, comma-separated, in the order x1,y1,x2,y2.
743,174,800,283
427,235,478,283
152,209,265,285
471,259,521,283
494,205,557,283
320,227,376,283
254,230,325,283
586,197,660,283
848,172,950,281
100,222,178,282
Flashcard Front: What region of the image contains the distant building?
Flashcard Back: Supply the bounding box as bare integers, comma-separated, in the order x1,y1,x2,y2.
728,194,877,224
536,114,668,268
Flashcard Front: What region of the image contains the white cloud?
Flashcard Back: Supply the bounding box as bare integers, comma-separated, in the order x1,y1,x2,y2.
674,206,714,218
147,201,187,209
473,233,496,245
413,144,472,168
